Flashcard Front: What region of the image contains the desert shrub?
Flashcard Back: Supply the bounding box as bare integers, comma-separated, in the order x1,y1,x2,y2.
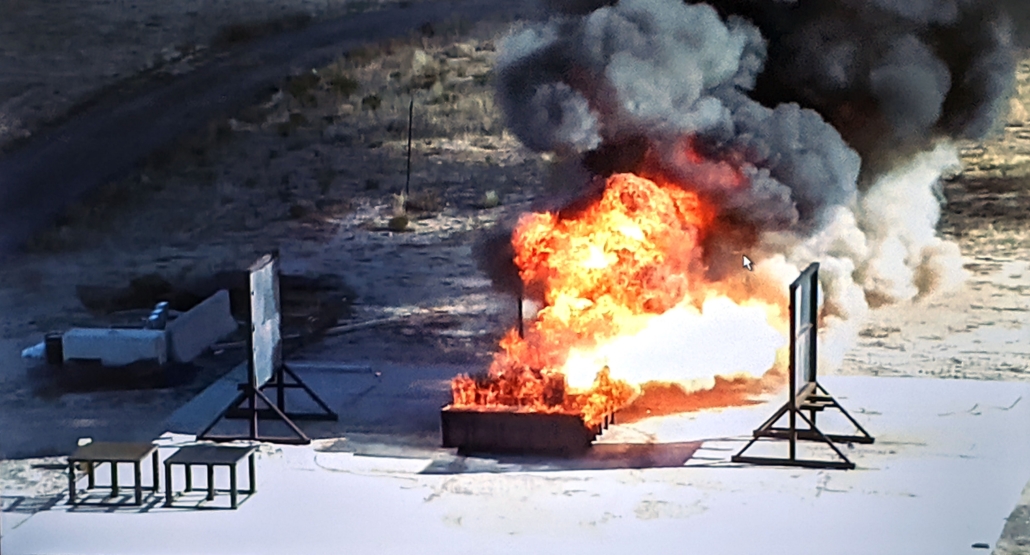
361,94,382,111
472,71,492,86
346,45,384,67
328,74,360,97
404,189,444,213
286,73,320,106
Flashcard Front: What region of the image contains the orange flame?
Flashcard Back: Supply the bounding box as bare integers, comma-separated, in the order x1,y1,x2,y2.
451,171,786,426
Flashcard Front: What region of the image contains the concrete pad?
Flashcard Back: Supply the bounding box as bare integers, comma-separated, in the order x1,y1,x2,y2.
162,361,378,436
4,375,1029,555
62,328,167,366
166,290,237,364
163,361,248,433
163,361,455,444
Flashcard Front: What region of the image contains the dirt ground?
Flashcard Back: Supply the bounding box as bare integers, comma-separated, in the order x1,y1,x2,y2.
0,3,1028,552
0,0,431,152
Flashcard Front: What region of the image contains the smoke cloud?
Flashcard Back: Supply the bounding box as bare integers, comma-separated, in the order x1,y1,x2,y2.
702,0,1021,180
486,0,1026,370
761,143,966,366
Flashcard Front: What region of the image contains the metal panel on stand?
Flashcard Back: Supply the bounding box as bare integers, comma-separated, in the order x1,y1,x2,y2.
732,262,874,470
198,253,337,445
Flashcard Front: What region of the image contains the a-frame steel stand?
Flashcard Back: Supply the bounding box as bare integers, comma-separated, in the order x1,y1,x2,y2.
732,262,874,470
732,382,874,470
197,362,338,445
198,253,337,445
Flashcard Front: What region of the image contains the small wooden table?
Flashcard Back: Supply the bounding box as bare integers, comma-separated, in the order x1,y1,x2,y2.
164,445,257,509
67,442,159,506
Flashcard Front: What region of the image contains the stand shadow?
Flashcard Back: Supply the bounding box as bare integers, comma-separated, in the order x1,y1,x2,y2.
420,441,704,474
25,359,204,399
2,492,165,515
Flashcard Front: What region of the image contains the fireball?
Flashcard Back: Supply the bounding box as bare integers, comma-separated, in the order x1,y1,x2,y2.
451,169,790,426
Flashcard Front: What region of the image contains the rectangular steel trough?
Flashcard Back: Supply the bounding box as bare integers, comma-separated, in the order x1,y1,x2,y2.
441,407,614,456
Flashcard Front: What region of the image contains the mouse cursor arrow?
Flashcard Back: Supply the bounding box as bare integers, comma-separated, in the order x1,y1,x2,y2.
742,255,754,272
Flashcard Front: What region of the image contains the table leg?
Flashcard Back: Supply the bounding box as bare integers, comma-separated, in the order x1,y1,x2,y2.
134,461,143,505
185,465,192,492
67,461,76,505
207,465,215,501
230,465,238,509
87,461,95,489
248,453,256,494
152,452,160,492
164,463,173,507
111,462,119,498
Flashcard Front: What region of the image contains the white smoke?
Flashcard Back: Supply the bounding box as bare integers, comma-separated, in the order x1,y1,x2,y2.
760,142,967,368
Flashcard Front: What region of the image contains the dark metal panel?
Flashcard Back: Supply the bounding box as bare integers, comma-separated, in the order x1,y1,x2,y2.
441,408,610,456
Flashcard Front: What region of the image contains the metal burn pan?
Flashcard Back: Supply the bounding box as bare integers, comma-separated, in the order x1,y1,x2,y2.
440,407,614,456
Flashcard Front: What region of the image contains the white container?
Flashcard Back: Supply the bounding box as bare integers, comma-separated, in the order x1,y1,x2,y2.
166,289,238,363
62,328,168,366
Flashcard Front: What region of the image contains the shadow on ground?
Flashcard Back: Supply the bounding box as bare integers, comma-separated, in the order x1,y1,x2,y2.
418,441,704,474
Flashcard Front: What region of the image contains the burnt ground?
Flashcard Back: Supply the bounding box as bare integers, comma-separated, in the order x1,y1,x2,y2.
1,7,1029,554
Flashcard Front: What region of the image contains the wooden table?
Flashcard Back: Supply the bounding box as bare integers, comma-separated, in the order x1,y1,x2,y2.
164,445,257,509
67,442,159,506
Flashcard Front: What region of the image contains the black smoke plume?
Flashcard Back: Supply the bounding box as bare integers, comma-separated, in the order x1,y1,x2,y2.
482,0,1029,365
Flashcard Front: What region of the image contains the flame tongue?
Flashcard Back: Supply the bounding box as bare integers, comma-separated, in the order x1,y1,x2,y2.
512,172,713,367
451,171,785,426
518,173,713,319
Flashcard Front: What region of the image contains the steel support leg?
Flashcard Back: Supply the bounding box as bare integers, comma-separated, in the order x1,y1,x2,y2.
207,465,215,501
134,462,143,505
67,461,76,505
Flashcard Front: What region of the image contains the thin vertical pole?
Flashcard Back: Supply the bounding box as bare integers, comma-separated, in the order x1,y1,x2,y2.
809,264,820,385
517,286,525,339
405,97,414,197
277,365,285,413
788,283,797,462
247,292,258,440
806,264,820,434
249,388,258,441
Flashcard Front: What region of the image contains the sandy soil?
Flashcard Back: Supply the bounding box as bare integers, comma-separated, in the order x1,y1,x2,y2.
0,6,1028,553
0,0,423,152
